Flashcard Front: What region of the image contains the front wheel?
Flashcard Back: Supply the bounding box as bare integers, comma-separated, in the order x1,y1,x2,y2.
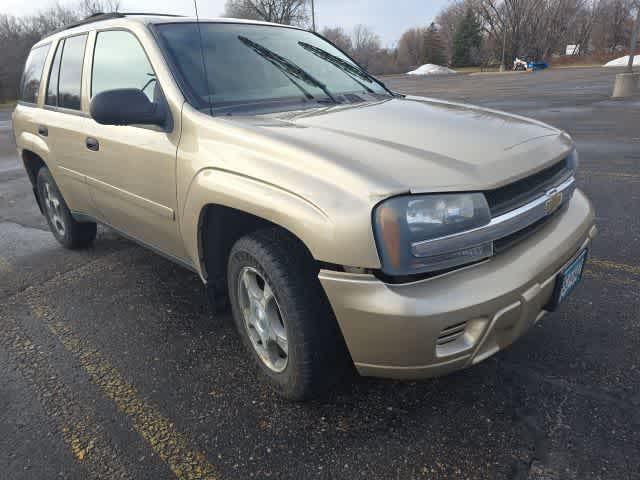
227,228,351,400
36,167,97,249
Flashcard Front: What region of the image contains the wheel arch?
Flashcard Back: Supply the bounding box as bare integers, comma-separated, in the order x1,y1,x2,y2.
198,204,319,291
22,149,49,213
181,168,334,284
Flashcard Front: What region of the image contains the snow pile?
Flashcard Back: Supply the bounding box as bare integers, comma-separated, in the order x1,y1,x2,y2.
604,55,640,67
406,64,457,75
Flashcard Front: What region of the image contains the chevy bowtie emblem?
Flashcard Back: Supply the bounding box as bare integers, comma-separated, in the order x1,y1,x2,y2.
544,188,563,214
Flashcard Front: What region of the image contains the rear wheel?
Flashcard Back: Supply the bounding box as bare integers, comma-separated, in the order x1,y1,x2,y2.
36,167,97,249
227,227,351,400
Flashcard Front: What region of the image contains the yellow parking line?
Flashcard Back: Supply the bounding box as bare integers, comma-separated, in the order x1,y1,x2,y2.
69,432,92,462
0,256,14,273
589,258,640,276
3,330,133,479
584,258,640,287
583,269,636,287
30,304,218,480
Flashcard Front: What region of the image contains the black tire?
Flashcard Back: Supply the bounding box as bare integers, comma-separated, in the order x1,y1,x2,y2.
228,227,352,401
36,167,97,249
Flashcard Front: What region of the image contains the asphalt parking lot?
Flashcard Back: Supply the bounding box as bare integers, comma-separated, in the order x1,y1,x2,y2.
1,67,639,480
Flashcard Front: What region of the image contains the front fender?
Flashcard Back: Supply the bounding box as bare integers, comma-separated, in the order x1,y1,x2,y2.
181,168,334,275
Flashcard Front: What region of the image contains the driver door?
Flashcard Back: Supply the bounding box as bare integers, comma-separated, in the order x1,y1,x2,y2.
83,29,186,259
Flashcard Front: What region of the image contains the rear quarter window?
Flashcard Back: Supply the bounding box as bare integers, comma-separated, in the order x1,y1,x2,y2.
20,44,50,104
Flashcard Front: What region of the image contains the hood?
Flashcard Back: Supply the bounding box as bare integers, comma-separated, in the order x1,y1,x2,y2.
232,96,573,195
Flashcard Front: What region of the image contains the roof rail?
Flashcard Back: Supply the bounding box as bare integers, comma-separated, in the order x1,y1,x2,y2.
50,12,123,34
50,12,184,35
118,13,185,17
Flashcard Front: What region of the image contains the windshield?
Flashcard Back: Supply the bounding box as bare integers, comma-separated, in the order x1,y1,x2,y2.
154,22,391,115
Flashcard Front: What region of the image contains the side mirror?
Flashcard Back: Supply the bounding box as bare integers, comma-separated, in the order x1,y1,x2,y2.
90,88,167,127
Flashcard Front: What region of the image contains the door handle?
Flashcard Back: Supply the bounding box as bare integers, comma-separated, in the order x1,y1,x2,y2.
38,125,48,136
85,137,99,151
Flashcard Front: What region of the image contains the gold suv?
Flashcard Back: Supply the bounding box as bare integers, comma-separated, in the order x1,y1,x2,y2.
13,13,596,400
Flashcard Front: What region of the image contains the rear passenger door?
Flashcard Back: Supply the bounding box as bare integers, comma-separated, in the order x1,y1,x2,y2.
39,33,96,214
83,29,185,259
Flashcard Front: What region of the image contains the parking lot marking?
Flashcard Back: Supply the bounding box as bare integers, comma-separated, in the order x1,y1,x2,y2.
30,304,218,480
584,258,640,287
589,258,640,276
0,256,14,273
583,269,637,288
0,320,133,479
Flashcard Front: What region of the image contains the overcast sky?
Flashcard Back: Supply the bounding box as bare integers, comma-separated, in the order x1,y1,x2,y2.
2,0,449,47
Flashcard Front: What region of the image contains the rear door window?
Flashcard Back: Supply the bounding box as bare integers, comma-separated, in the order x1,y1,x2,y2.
20,44,50,104
57,34,88,110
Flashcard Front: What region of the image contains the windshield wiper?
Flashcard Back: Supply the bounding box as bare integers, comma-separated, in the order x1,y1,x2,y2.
238,36,338,104
298,41,376,94
237,37,314,102
298,41,393,96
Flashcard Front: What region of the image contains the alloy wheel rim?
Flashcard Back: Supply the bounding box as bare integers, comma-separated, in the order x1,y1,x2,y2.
237,267,288,373
43,182,66,237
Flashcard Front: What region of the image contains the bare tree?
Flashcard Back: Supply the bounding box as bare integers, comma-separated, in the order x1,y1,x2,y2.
367,48,401,74
79,0,121,16
530,0,585,58
477,0,595,60
591,0,637,52
568,1,602,54
224,0,310,26
351,24,381,69
321,26,352,52
397,28,424,69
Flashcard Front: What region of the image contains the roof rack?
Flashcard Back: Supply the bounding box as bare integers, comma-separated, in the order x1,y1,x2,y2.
118,13,185,17
50,12,184,35
51,12,122,34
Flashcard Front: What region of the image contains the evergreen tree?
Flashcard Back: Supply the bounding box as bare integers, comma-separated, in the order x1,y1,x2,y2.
422,22,447,66
451,7,482,67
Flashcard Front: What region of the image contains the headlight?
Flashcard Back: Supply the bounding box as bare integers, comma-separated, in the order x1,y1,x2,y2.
373,193,492,275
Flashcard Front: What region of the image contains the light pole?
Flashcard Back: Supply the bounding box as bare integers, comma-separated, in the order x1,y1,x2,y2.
500,26,507,72
499,4,509,72
613,3,640,96
311,0,316,32
626,5,640,73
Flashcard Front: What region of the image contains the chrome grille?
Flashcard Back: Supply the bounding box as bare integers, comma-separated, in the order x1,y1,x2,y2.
486,158,572,217
411,176,576,260
493,212,555,254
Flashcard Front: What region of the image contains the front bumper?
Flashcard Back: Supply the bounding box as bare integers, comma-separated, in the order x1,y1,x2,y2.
319,189,596,379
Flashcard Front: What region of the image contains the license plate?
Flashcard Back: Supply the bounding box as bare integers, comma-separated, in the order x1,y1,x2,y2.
547,249,587,311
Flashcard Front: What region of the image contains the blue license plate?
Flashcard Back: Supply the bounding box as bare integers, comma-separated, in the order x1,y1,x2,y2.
548,249,587,310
